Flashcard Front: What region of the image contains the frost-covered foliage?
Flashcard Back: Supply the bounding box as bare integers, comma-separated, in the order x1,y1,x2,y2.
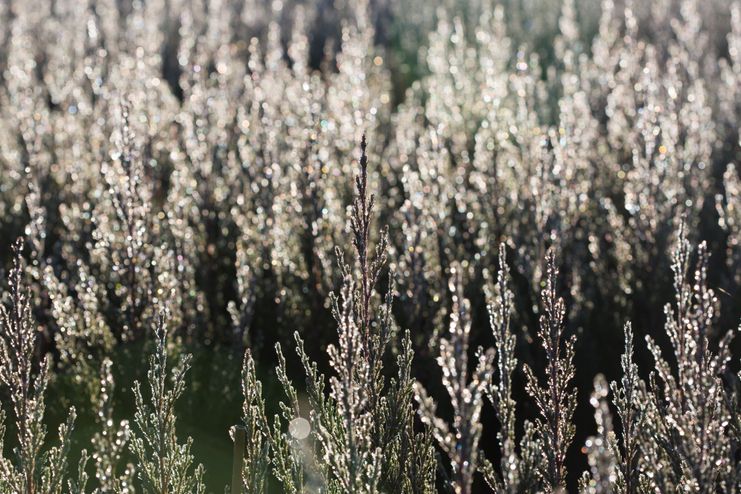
0,0,739,492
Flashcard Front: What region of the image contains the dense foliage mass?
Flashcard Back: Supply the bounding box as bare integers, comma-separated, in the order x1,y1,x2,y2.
0,0,739,492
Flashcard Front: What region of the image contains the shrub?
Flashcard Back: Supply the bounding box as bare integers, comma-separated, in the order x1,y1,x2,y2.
129,312,205,493
0,240,77,493
0,0,738,492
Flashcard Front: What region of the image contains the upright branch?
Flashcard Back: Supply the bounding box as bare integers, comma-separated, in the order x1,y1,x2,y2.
415,263,494,494
235,350,271,493
129,311,205,494
91,358,133,492
290,135,394,493
524,249,577,492
483,243,521,492
267,344,307,493
610,323,646,494
323,264,378,492
0,238,76,494
349,134,387,363
346,134,391,418
644,229,735,492
0,240,38,489
95,99,155,340
112,101,146,335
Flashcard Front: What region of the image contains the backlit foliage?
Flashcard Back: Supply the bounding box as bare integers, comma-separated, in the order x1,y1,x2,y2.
0,0,738,492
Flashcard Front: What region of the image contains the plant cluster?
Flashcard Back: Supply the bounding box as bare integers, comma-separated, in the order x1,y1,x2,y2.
0,0,738,492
